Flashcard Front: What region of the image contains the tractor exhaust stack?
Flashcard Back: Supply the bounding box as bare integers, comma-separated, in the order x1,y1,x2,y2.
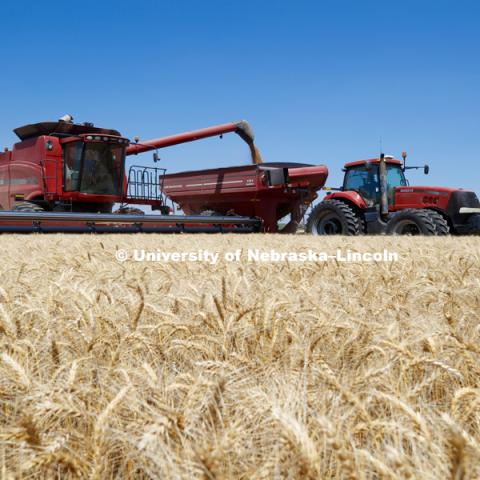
379,153,389,218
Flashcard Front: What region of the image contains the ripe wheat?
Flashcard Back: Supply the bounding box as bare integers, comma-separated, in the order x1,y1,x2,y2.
0,234,479,479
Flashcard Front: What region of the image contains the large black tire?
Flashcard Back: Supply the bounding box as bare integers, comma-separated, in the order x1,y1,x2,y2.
468,214,480,235
13,201,44,213
386,209,436,235
114,207,145,215
306,200,364,235
200,210,221,216
426,210,450,235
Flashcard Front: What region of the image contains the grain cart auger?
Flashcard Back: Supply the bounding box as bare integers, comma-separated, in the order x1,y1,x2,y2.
0,116,263,233
306,153,480,236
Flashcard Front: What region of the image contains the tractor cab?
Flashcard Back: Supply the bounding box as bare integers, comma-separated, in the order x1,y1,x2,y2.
342,157,407,206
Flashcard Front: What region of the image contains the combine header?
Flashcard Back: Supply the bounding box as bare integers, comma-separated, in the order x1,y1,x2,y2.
0,115,327,233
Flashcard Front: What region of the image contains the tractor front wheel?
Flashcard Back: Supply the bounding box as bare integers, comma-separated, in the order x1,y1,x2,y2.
306,200,363,235
386,209,436,235
426,210,450,235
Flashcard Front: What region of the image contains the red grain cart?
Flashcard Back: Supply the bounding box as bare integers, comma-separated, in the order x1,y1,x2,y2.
162,162,328,232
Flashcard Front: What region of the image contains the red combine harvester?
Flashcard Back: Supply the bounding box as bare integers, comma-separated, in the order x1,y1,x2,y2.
306,153,480,235
0,115,327,233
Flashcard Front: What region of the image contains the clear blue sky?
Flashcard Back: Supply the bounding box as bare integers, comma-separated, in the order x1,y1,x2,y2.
1,0,479,193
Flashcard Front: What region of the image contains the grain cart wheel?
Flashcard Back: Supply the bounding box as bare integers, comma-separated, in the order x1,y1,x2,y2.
306,199,363,235
426,210,450,235
114,207,145,215
200,210,221,216
386,209,436,236
13,201,44,212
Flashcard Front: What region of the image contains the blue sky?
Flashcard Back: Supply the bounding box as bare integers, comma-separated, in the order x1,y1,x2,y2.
1,0,479,193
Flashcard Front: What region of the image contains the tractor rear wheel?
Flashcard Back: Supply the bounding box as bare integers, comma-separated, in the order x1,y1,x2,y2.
306,200,363,235
426,210,450,235
386,209,436,235
13,201,44,213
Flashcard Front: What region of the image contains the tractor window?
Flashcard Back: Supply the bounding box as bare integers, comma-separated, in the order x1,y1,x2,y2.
343,165,379,205
386,165,407,188
386,165,407,204
63,141,83,191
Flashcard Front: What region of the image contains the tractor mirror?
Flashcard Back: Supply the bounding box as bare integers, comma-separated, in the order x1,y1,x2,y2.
153,151,160,163
424,165,430,175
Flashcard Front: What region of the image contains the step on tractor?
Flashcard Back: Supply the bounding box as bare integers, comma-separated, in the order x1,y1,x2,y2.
0,115,327,233
306,153,480,236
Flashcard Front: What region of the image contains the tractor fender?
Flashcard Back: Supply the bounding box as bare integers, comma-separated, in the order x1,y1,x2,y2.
323,191,367,210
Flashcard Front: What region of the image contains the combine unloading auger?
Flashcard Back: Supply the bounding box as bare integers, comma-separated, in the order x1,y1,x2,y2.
127,121,254,155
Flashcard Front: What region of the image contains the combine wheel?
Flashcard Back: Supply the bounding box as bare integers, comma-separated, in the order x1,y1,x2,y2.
114,207,145,215
386,209,436,236
426,210,450,235
13,201,44,213
306,200,363,235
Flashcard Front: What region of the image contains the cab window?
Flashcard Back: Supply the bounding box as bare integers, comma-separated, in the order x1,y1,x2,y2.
343,165,378,205
63,141,83,191
386,164,407,188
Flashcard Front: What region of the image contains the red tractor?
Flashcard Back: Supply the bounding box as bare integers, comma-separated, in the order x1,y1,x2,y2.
306,153,480,235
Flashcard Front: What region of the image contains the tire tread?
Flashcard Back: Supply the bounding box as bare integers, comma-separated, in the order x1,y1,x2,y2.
306,199,363,235
386,208,437,235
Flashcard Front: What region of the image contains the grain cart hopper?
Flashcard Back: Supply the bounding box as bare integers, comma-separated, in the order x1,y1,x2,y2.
162,163,328,232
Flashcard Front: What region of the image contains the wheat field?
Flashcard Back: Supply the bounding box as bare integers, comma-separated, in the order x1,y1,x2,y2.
0,234,479,479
